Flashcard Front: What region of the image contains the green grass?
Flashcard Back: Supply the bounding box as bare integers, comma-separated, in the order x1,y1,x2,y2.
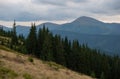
23,73,33,79
45,61,65,71
0,45,14,52
0,66,18,79
0,45,23,56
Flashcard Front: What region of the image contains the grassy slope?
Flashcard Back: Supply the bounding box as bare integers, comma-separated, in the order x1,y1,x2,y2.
0,45,94,79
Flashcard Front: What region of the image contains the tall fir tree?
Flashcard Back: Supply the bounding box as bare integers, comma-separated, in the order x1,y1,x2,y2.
40,24,54,61
63,37,71,67
11,20,18,48
26,23,37,55
53,35,66,66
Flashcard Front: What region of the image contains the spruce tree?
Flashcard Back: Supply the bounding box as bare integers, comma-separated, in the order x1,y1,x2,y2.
63,37,71,67
11,20,18,48
40,25,54,61
26,23,37,55
0,26,3,35
53,35,66,66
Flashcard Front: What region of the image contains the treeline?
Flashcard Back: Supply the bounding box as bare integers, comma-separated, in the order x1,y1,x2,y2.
0,26,12,37
0,22,25,51
0,22,120,79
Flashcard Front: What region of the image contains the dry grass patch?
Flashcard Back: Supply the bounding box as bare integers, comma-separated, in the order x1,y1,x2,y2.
0,48,94,79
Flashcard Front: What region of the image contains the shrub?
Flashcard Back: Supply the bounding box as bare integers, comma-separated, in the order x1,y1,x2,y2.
47,62,65,71
28,57,34,63
23,73,32,79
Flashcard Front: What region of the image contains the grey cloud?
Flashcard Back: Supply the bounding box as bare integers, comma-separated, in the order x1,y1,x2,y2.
0,0,119,21
0,5,23,21
70,0,87,2
0,0,89,21
32,0,87,6
105,0,120,10
84,0,120,16
32,0,65,6
31,0,120,16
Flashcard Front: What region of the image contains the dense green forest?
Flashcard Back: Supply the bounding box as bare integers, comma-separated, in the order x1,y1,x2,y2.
0,22,120,79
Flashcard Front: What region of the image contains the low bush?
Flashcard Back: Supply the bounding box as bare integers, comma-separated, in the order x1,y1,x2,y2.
23,73,32,79
28,57,34,63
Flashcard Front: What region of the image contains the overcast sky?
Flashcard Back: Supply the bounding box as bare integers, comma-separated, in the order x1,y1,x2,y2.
0,0,120,26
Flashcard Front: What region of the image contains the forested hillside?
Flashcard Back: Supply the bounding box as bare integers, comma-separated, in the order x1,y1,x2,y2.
0,22,120,79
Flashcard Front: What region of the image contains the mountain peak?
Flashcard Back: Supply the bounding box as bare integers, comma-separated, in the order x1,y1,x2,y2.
78,16,93,19
72,16,103,24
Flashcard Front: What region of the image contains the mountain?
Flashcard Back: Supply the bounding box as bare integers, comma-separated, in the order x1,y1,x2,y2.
37,22,60,30
14,23,60,36
0,45,93,79
58,16,120,35
1,16,120,55
72,16,103,24
16,25,30,36
52,30,120,55
0,25,11,31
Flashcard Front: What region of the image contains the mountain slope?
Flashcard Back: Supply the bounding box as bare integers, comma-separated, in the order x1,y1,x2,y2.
52,30,120,55
0,46,93,79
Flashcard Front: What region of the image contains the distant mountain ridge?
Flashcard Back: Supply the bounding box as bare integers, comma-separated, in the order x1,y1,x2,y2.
1,16,120,55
